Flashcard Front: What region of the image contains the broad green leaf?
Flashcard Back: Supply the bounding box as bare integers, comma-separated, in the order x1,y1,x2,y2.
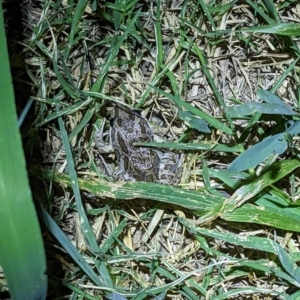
287,290,300,300
38,168,222,212
0,4,47,299
223,203,300,232
258,90,286,106
228,133,287,172
226,102,297,117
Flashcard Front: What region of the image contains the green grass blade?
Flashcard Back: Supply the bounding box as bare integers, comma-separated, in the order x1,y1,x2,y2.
38,168,222,211
91,12,140,93
64,0,88,59
273,241,300,283
226,102,297,117
0,4,47,299
40,206,105,287
262,0,279,22
56,104,100,253
150,85,233,135
228,133,288,172
197,0,216,30
244,0,275,24
239,22,300,37
136,141,241,152
200,159,300,223
223,203,300,232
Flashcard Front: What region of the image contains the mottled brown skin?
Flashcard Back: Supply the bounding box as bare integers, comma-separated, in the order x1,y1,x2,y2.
96,103,183,185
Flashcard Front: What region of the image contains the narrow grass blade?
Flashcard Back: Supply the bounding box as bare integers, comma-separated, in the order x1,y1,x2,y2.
91,12,140,93
150,85,233,135
56,108,100,253
239,22,300,37
135,141,241,152
262,0,279,22
64,0,88,59
0,4,47,299
40,206,105,287
244,0,275,24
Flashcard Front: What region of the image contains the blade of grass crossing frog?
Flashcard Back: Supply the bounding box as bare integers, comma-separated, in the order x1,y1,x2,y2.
199,159,300,223
56,108,99,253
149,85,233,135
136,141,241,152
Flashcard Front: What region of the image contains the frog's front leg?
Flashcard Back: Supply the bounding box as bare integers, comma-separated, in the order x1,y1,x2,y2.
95,119,114,153
111,152,136,182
